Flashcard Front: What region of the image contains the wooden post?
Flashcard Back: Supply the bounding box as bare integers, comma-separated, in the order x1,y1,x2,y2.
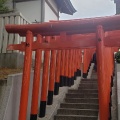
71,49,75,85
73,49,77,80
77,49,82,76
60,50,65,87
60,32,66,87
30,34,42,120
19,31,33,120
64,50,69,86
76,49,79,76
47,50,56,105
54,50,61,95
39,50,50,117
96,25,109,120
83,49,88,78
68,50,72,86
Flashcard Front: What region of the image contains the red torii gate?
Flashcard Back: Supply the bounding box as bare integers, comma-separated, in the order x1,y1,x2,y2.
5,15,120,120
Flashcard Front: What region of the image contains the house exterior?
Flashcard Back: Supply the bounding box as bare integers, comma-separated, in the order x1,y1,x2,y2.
114,0,120,14
14,0,59,22
5,0,76,22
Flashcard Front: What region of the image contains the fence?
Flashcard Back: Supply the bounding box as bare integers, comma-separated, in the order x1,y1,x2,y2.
0,12,30,53
0,12,31,68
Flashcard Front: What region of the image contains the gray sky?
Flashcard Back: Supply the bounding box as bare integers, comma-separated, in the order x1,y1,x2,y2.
60,0,116,20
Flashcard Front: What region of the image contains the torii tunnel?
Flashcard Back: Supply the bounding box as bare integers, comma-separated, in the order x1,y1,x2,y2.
5,15,120,120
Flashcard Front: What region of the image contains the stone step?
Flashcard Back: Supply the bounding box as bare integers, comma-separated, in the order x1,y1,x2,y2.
54,77,99,120
60,103,99,109
81,80,97,83
64,98,98,104
80,81,98,84
68,89,98,94
78,84,98,89
57,108,98,116
66,93,98,98
79,83,98,86
81,80,97,82
78,86,98,89
81,79,97,81
54,115,98,120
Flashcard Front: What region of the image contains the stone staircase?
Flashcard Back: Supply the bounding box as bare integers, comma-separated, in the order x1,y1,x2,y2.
54,78,99,120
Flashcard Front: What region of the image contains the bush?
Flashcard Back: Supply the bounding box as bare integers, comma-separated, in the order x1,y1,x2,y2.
115,51,120,63
0,0,9,13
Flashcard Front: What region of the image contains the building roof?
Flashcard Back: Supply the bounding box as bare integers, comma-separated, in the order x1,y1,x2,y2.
55,0,76,15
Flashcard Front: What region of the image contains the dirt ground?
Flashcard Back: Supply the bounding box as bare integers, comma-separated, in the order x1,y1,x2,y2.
0,68,23,80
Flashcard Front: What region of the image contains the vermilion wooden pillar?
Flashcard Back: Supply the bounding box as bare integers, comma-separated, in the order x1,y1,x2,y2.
83,49,88,78
19,31,33,120
74,49,77,79
60,32,66,87
88,49,91,73
79,49,82,76
60,50,65,87
73,49,77,80
66,50,69,86
112,47,119,52
76,50,79,76
77,49,81,76
30,34,42,120
67,35,73,86
39,50,50,117
83,48,94,78
68,49,72,86
104,47,114,119
71,49,74,85
96,25,109,120
54,50,61,95
64,50,69,86
47,50,56,105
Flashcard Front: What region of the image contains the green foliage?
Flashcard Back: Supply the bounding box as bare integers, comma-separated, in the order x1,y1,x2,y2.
0,0,9,13
115,51,120,63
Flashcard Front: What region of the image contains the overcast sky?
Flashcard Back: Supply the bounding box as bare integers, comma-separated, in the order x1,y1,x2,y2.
60,0,116,20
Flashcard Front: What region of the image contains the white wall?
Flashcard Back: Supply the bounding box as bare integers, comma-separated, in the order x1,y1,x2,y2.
45,2,58,22
48,0,58,13
16,1,41,23
16,0,59,23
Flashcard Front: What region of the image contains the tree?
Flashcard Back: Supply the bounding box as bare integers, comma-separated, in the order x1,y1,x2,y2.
0,0,9,13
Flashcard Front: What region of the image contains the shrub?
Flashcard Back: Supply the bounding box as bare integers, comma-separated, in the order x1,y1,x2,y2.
0,0,9,13
115,51,120,63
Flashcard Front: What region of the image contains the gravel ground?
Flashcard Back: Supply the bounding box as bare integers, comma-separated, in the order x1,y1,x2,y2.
0,68,23,80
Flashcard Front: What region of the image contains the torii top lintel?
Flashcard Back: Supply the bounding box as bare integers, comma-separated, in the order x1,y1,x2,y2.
5,15,120,36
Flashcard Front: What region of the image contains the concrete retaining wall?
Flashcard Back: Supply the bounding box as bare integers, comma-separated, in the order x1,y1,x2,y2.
0,71,34,120
116,64,120,120
0,71,81,120
0,53,24,68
